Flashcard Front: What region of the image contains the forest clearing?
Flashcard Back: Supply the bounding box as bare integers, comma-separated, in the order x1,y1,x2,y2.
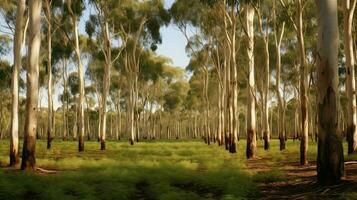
1,0,357,199
0,140,357,200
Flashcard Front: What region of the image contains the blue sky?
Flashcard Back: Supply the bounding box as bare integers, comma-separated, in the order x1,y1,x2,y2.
2,0,190,69
0,0,190,108
156,0,190,68
78,0,189,69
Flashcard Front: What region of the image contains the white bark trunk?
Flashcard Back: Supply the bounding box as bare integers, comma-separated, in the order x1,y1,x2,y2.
21,0,42,171
10,0,26,166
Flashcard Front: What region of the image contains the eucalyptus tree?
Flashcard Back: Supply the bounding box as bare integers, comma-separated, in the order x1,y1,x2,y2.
9,0,26,166
273,0,286,150
137,51,175,140
86,0,124,150
52,21,73,141
343,0,357,154
109,72,125,140
65,0,86,151
279,0,309,165
315,0,344,185
164,80,189,139
0,0,26,165
114,0,169,145
21,0,42,171
43,0,62,149
244,2,257,158
253,0,272,150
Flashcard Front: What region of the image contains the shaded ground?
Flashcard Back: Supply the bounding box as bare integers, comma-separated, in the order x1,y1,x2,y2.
247,147,357,200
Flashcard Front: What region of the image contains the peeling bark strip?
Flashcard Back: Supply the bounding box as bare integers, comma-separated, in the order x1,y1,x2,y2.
316,0,344,185
21,0,42,171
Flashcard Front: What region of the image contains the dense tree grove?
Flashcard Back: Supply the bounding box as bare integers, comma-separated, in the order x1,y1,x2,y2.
0,0,353,185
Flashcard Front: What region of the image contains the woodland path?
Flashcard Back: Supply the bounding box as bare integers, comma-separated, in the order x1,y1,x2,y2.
247,152,357,200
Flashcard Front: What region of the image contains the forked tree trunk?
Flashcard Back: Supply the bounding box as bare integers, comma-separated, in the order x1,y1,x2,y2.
316,0,344,185
21,0,42,171
344,0,357,154
245,4,256,159
10,0,26,167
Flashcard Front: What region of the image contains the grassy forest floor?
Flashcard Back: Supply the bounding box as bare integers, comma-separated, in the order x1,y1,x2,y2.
0,139,356,200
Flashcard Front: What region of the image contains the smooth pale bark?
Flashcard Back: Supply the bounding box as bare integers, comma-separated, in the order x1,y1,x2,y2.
21,0,42,171
202,66,211,145
66,0,85,151
316,0,344,185
245,5,256,159
343,0,357,154
44,0,54,149
273,0,286,150
230,9,238,153
115,90,121,140
99,21,112,150
62,60,69,141
257,9,271,151
10,0,26,167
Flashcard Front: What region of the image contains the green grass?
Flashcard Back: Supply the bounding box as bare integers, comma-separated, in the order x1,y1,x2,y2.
0,139,258,200
0,139,353,200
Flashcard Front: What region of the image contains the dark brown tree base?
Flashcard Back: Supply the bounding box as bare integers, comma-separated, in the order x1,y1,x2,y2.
264,139,270,150
47,137,53,149
130,139,134,145
246,129,256,159
78,137,84,152
9,152,19,167
21,136,36,171
229,142,237,153
347,125,357,154
279,137,286,151
100,140,105,150
317,134,344,186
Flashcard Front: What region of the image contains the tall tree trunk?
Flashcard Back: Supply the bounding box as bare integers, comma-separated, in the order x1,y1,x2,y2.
297,0,309,166
67,3,85,151
10,0,26,167
344,0,357,154
99,22,111,150
62,60,68,141
316,0,344,185
230,5,238,153
21,0,42,171
273,0,286,150
245,4,256,159
257,10,271,151
44,0,53,149
66,0,85,151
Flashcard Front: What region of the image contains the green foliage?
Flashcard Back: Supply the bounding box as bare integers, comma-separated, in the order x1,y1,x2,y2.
164,81,189,112
0,60,11,90
0,35,10,56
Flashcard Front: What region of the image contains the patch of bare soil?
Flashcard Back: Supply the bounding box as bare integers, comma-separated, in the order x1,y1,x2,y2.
248,156,357,199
